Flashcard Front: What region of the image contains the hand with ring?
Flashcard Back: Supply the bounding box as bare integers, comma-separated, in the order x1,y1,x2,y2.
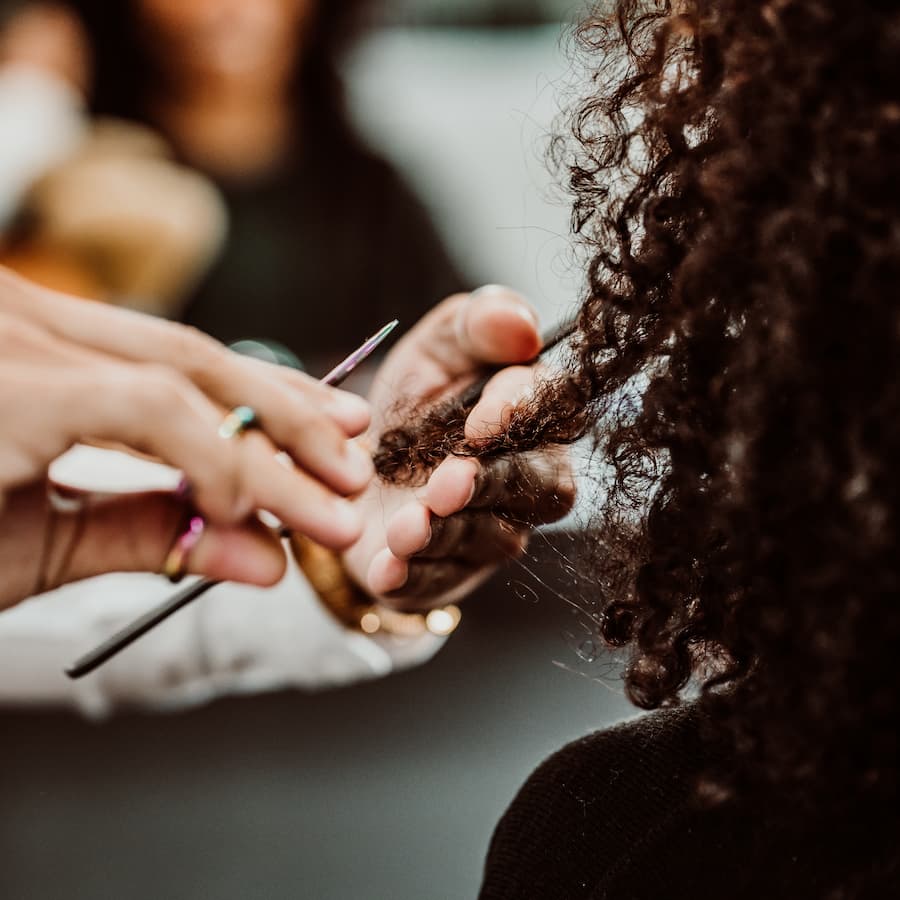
0,266,375,610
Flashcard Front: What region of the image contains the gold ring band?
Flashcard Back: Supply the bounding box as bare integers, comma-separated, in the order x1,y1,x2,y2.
163,514,206,583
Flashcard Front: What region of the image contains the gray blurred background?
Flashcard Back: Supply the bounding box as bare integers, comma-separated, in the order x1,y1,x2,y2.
2,544,633,900
0,2,639,899
352,0,589,328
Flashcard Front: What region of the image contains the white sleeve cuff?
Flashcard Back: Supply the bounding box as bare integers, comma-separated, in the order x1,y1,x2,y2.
0,554,446,717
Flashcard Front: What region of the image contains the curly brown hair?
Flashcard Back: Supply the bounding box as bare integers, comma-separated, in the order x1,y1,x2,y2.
377,0,900,795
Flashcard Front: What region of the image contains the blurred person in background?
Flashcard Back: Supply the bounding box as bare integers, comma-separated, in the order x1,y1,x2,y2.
0,2,229,314
0,0,466,368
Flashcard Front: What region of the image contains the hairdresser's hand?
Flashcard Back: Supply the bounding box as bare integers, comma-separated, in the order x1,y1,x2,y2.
0,268,374,610
343,286,575,608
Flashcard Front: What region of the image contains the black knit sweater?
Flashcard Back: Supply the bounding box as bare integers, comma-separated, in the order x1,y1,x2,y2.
479,705,899,899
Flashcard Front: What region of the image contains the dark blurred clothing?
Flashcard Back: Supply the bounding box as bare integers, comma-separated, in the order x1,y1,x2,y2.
480,704,900,899
182,145,465,369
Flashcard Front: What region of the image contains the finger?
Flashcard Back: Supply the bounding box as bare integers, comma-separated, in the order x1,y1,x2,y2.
424,456,479,518
465,365,538,443
369,287,541,406
465,450,576,525
230,430,365,549
2,269,373,459
148,344,375,496
246,384,375,498
258,360,371,436
455,285,541,366
425,446,575,525
0,484,287,608
367,546,409,595
0,312,372,505
384,500,432,559
194,351,374,479
371,553,495,608
385,498,526,563
58,365,363,548
411,512,527,563
57,491,287,588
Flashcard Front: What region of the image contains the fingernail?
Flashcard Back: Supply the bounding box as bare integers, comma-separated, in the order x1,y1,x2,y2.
497,295,539,330
471,285,538,328
416,520,433,554
470,283,512,299
510,301,539,330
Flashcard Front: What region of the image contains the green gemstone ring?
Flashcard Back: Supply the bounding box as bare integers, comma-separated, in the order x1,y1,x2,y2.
218,405,259,440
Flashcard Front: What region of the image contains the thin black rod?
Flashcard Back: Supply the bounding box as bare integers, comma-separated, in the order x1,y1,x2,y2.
65,579,218,678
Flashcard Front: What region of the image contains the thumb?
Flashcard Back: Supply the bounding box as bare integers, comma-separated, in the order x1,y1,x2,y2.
455,285,542,368
53,491,287,589
368,285,542,415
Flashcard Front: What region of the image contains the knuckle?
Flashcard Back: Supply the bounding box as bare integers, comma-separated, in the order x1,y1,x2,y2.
289,403,345,454
171,324,223,382
0,314,32,350
211,442,253,521
286,397,320,432
280,367,319,393
197,447,252,525
242,431,283,476
230,443,263,518
482,366,521,394
136,364,192,412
